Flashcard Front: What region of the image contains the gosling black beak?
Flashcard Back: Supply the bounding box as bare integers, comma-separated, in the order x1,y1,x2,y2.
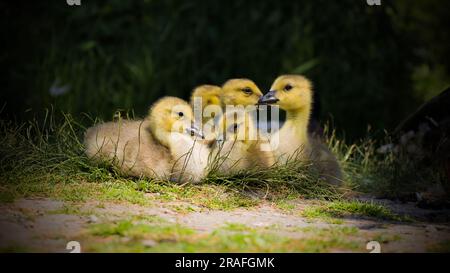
258,91,279,105
187,124,205,139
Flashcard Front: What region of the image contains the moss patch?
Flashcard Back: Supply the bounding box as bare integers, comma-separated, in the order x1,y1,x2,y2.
302,200,409,222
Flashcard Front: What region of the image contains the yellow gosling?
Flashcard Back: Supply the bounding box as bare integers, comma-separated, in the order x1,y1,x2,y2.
84,97,209,183
207,78,273,173
190,84,222,122
258,75,343,185
221,78,263,107
190,84,223,141
211,109,275,174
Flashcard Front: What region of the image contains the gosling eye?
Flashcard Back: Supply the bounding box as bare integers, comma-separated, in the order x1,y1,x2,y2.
178,112,184,117
284,84,293,91
242,87,253,95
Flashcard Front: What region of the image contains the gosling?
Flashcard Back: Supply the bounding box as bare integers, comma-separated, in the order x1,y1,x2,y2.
209,78,274,173
221,78,264,107
258,75,343,185
84,97,209,183
190,84,223,141
211,108,275,174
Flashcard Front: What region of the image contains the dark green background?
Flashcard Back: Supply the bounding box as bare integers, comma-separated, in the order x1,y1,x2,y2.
1,0,449,139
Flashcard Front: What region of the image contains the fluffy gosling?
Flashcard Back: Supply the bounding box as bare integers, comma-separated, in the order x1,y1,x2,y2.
211,108,275,173
221,78,263,107
84,97,209,183
190,84,223,141
208,78,274,173
258,75,343,185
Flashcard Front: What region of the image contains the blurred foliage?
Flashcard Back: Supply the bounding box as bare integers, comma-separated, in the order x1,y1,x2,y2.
1,0,449,139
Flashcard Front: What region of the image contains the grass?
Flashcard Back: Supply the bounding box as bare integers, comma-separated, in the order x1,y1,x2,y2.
0,112,345,208
0,189,15,203
91,220,194,239
48,204,85,215
0,246,32,253
0,110,441,209
325,124,448,199
372,233,402,244
82,218,364,253
428,240,450,253
0,110,440,253
302,200,410,222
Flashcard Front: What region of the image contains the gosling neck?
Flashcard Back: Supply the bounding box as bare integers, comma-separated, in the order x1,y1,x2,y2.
151,127,171,148
283,105,311,145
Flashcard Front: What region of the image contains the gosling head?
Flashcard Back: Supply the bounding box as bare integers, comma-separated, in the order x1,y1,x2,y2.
147,97,204,146
258,75,313,111
190,84,222,110
221,78,263,107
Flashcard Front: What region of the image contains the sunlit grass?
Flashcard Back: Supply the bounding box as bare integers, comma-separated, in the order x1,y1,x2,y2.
0,110,441,210
83,218,363,253
0,115,432,253
0,112,343,209
302,200,411,222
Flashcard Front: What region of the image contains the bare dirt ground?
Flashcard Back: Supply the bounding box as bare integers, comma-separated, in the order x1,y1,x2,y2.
0,197,449,253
